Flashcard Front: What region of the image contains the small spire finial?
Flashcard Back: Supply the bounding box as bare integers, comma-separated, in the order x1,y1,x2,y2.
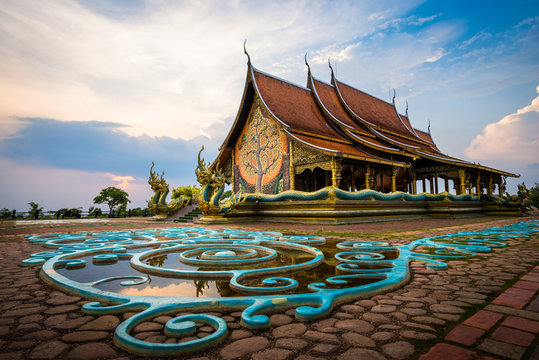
428,119,431,133
328,57,335,79
243,39,251,65
405,101,409,116
304,52,311,74
392,89,396,103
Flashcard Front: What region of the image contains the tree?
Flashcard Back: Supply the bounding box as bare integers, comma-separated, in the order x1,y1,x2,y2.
93,187,130,215
171,185,200,199
529,183,539,209
88,206,102,217
28,202,43,219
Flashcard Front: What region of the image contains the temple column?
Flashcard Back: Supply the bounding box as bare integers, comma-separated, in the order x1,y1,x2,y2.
422,178,426,193
458,169,466,195
331,158,342,188
476,174,481,198
289,140,295,190
487,175,493,195
444,177,449,193
391,167,397,192
498,178,503,197
434,176,439,194
412,174,417,194
351,167,356,191
365,165,371,190
429,177,434,194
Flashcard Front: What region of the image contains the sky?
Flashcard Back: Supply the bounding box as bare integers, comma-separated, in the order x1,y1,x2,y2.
0,0,538,211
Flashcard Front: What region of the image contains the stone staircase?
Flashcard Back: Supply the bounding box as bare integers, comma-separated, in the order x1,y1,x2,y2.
173,206,203,223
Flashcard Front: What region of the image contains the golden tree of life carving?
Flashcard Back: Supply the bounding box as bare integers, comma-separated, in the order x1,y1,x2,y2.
237,105,284,193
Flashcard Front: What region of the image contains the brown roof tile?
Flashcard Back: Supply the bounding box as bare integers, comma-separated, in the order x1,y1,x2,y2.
335,80,424,141
312,78,359,129
253,69,343,138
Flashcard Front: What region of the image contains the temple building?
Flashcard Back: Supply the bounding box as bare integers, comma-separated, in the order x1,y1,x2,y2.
212,55,517,199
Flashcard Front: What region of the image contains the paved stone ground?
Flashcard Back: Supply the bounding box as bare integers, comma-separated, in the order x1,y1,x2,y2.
0,215,538,360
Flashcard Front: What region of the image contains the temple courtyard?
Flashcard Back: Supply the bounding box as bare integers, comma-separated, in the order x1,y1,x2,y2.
0,214,538,360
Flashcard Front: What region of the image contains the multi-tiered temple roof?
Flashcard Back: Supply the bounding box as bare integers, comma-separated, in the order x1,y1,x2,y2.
213,55,517,197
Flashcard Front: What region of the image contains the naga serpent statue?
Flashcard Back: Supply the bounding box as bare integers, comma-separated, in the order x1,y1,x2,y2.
195,147,245,215
148,162,189,217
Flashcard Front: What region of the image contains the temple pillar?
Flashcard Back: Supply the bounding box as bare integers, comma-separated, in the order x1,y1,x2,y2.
331,158,342,188
429,177,434,194
351,167,356,192
498,178,503,197
444,177,449,193
365,165,371,190
412,174,417,194
487,175,493,195
458,169,466,195
475,174,481,197
391,167,397,192
289,140,295,190
422,178,426,193
434,176,439,194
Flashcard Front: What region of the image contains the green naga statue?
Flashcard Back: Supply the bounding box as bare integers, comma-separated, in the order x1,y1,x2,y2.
148,162,189,217
195,147,245,215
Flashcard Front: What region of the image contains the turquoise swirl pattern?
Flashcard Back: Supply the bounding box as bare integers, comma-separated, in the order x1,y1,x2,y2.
21,221,538,356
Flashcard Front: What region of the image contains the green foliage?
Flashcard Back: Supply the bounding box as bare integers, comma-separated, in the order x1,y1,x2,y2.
57,208,82,218
88,206,102,217
529,183,539,209
130,207,149,216
171,185,200,199
0,208,11,219
117,204,127,217
93,187,131,214
27,202,43,218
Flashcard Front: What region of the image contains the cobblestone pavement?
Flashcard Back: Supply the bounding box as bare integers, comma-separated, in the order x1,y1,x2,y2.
0,216,538,360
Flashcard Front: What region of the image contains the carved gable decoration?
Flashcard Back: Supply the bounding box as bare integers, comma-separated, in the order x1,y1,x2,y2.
292,141,332,174
234,98,288,193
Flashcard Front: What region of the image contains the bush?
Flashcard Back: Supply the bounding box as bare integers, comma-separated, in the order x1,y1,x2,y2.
530,183,539,209
0,208,11,219
56,208,82,218
130,207,147,216
171,185,201,199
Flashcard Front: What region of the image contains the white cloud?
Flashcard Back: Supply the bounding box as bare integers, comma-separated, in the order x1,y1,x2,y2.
311,43,360,64
465,85,539,164
1,0,416,141
458,30,491,48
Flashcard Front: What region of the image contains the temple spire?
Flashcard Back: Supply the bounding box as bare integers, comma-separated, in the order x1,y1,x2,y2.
428,119,431,134
243,39,251,65
405,101,409,117
328,57,335,83
304,52,311,75
392,89,396,104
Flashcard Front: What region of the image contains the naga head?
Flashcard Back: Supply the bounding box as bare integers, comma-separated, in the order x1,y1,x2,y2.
148,162,168,192
195,146,211,186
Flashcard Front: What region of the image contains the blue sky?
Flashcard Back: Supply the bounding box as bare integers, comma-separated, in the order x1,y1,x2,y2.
0,0,538,210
